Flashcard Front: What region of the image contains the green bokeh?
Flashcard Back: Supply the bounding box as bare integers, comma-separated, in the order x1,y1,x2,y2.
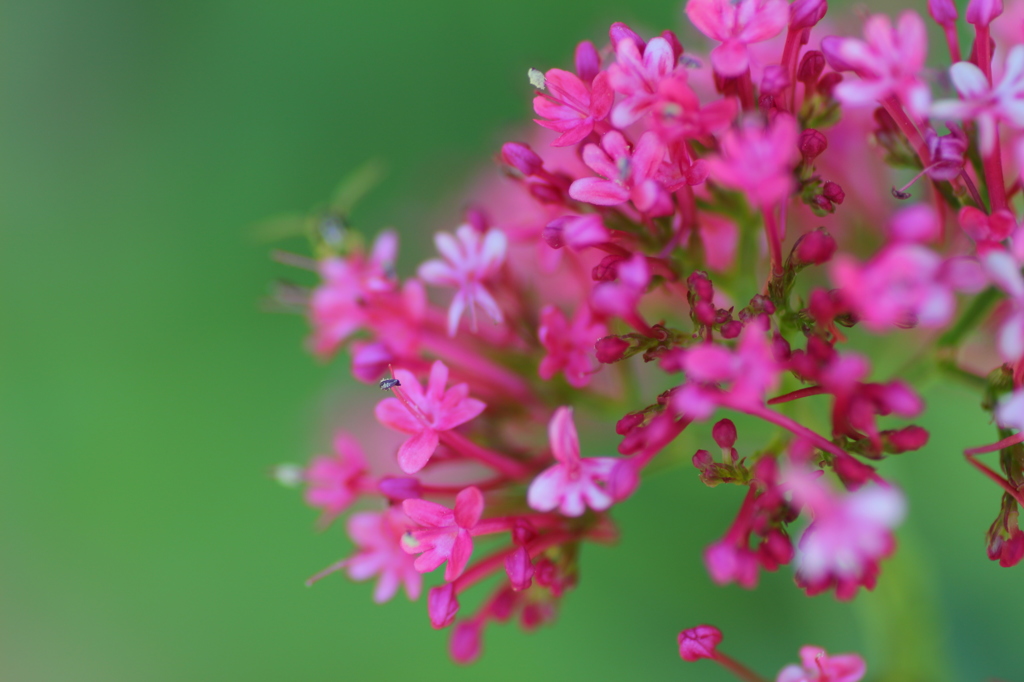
2,2,1021,681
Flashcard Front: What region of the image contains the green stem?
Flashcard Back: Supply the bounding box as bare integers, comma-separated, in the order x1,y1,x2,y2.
937,286,1000,349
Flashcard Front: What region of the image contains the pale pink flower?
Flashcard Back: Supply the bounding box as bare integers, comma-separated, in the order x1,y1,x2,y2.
402,486,485,581
995,388,1024,431
785,468,905,600
307,508,421,604
607,36,679,127
982,249,1024,361
685,0,790,77
776,646,867,682
705,115,800,208
830,245,956,331
309,230,399,356
303,431,370,523
527,407,618,517
418,225,507,337
538,305,607,388
824,12,930,115
374,361,486,474
590,252,651,325
931,46,1024,154
569,131,670,214
532,68,614,147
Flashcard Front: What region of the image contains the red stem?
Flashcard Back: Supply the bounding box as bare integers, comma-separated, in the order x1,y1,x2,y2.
713,652,769,682
768,385,826,405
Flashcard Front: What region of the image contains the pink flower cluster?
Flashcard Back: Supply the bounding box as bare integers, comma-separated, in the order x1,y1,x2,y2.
273,0,1024,671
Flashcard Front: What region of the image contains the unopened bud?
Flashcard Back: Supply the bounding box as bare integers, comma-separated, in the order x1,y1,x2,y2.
616,411,645,435
450,621,483,664
592,255,622,281
678,625,723,662
428,584,460,629
686,270,714,301
882,425,930,453
505,547,535,591
721,320,744,339
799,129,828,164
377,476,422,501
501,142,543,176
966,0,1003,26
794,228,837,265
790,0,828,29
596,335,631,363
712,419,738,449
574,40,601,83
928,0,959,26
692,449,714,471
797,50,826,84
822,181,845,204
609,22,645,51
816,71,843,97
661,30,684,59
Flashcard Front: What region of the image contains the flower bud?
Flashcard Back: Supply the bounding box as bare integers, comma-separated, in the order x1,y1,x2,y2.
574,40,601,83
692,449,714,471
721,320,744,339
882,425,930,453
816,71,843,97
678,625,723,662
694,300,717,326
797,50,826,84
661,30,685,59
799,129,828,164
505,546,535,591
761,64,790,96
528,181,563,204
712,419,738,449
500,141,543,175
966,0,1003,26
790,0,828,30
794,228,837,265
595,335,631,363
377,476,423,501
820,36,856,72
686,270,714,301
428,584,460,629
609,459,641,501
609,22,645,50
511,519,538,546
929,0,959,26
449,621,483,664
541,219,566,249
772,334,792,361
822,181,845,204
616,411,645,435
592,254,622,281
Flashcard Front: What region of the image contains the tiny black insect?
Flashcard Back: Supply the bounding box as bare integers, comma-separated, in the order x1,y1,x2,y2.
379,378,401,391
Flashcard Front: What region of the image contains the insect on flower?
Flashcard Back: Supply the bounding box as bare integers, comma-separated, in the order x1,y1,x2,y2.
379,377,401,391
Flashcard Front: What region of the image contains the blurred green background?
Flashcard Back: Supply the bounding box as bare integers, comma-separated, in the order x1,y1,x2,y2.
2,1,1022,680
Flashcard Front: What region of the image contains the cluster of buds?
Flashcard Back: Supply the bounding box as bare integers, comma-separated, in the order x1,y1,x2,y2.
272,0,1024,670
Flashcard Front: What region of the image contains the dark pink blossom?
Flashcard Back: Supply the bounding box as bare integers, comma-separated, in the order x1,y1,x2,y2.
303,431,370,523
776,646,867,682
590,252,652,331
527,407,618,517
678,625,723,662
685,0,790,76
569,131,670,214
607,35,679,127
375,361,486,474
705,115,800,208
418,225,507,337
402,486,485,581
538,305,607,388
532,68,613,147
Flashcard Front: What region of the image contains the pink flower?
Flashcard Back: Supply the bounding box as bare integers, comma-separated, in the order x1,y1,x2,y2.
569,131,670,214
678,625,723,662
673,321,781,419
532,68,613,147
685,0,790,77
650,74,738,144
785,468,905,600
931,46,1024,154
303,431,370,523
307,508,422,604
538,305,607,388
704,540,760,587
402,486,485,581
375,361,486,474
996,388,1024,431
527,407,618,517
418,225,507,337
705,115,800,208
825,12,930,115
309,230,399,356
590,252,652,330
776,646,867,682
607,35,679,127
982,250,1024,362
830,245,956,331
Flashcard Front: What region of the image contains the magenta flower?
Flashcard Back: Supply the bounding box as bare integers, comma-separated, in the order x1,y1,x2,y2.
831,245,956,331
375,361,486,474
303,431,370,524
418,225,507,337
785,467,905,600
527,407,618,517
532,68,613,147
705,115,799,208
590,252,652,331
685,0,789,77
569,131,670,214
677,625,723,662
309,230,399,357
607,35,679,127
402,486,485,581
306,508,422,604
776,646,867,682
824,12,930,115
932,46,1024,154
538,305,607,388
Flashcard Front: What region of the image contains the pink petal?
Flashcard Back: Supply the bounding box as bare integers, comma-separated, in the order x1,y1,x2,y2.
403,498,455,527
643,36,675,77
590,72,614,119
372,571,400,603
426,360,449,402
552,121,595,147
526,466,566,512
610,95,653,129
445,532,474,580
548,406,580,465
735,0,788,42
375,397,423,434
544,68,591,109
632,132,666,182
454,486,485,528
533,96,580,122
710,40,750,77
446,290,467,337
397,429,440,474
569,178,630,205
686,0,730,41
417,259,458,286
413,548,449,574
581,142,618,179
434,396,485,431
602,131,631,161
